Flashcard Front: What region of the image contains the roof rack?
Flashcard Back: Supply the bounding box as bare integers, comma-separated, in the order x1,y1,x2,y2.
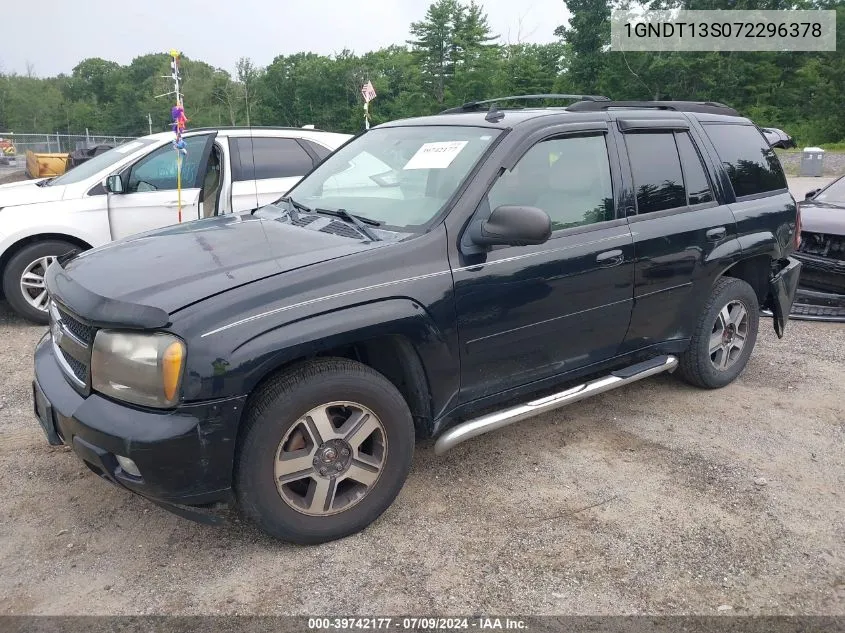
440,94,611,114
566,100,740,117
184,125,329,133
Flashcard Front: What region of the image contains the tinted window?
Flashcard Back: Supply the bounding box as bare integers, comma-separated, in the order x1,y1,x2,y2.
626,133,686,214
676,132,714,205
127,135,210,192
234,137,314,181
302,139,331,161
488,134,614,231
704,124,787,198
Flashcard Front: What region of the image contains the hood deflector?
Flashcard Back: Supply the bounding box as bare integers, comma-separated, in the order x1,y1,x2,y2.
45,256,170,330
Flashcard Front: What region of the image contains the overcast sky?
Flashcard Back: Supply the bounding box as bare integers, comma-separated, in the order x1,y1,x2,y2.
2,0,569,78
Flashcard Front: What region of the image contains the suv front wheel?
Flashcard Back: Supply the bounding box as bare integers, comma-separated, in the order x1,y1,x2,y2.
235,358,415,544
677,276,760,389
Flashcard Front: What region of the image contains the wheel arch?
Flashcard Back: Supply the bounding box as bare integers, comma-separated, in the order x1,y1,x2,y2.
718,254,773,308
0,233,93,280
221,299,455,442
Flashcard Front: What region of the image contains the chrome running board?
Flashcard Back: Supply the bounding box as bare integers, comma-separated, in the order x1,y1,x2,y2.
434,355,678,455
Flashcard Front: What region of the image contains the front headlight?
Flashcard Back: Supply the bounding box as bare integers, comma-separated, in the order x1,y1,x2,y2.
91,330,186,408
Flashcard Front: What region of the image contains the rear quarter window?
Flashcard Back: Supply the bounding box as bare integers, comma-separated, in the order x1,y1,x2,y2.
703,123,787,198
231,137,315,181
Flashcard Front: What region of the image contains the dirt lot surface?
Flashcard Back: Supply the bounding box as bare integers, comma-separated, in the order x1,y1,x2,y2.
0,295,843,616
777,151,845,178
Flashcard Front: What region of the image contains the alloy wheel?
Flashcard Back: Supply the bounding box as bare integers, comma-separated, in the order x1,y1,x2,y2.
709,299,749,371
274,401,387,516
19,256,56,312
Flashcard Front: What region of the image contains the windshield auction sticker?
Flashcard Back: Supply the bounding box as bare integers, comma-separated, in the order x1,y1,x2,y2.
610,10,836,51
404,141,469,170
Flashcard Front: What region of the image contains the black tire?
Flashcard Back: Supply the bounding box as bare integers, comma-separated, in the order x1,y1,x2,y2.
235,357,415,544
677,276,760,389
2,240,79,324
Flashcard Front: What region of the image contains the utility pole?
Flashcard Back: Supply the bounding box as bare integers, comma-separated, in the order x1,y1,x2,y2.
148,113,153,135
244,84,251,127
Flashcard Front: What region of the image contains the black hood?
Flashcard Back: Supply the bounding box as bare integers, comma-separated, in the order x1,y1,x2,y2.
51,213,383,323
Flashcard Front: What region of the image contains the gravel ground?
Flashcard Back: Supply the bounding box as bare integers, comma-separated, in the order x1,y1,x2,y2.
0,172,843,616
776,151,845,178
0,299,843,616
788,177,836,201
0,167,26,185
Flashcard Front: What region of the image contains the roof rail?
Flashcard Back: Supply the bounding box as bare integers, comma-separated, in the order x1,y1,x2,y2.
184,125,329,134
566,100,740,117
440,94,611,114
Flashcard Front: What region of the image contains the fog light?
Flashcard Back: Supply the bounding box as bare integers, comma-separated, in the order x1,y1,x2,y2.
116,455,141,478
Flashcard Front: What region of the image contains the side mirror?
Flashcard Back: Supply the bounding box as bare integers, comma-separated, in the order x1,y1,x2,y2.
469,205,552,248
105,174,124,194
804,188,820,200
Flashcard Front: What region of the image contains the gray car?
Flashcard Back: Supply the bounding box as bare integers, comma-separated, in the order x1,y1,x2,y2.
793,175,845,321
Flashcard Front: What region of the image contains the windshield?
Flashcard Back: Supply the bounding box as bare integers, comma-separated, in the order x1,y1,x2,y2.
815,177,845,203
48,138,158,186
285,125,500,229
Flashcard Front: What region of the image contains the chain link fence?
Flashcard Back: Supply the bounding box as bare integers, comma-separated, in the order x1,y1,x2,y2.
0,132,137,166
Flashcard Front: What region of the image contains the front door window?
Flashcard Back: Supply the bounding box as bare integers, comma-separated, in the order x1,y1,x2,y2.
127,135,210,193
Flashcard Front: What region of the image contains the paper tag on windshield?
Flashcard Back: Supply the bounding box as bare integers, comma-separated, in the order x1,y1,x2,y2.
115,141,144,154
403,141,468,170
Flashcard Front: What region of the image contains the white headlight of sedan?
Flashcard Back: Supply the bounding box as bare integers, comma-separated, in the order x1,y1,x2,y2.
91,330,185,408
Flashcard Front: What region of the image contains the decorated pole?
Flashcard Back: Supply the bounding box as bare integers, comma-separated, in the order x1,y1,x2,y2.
361,80,376,130
168,50,188,222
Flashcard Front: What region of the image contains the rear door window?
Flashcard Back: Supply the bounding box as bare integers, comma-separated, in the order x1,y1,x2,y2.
232,137,314,181
625,132,686,214
703,123,787,198
675,132,715,205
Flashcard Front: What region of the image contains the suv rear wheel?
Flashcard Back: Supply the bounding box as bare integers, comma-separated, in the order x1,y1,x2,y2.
3,240,79,324
677,276,760,389
235,358,414,544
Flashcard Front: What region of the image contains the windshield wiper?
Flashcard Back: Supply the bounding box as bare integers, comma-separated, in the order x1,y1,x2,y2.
264,195,312,220
36,178,55,187
315,208,382,241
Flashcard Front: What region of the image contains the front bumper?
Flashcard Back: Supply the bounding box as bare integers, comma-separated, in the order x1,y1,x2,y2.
33,333,246,518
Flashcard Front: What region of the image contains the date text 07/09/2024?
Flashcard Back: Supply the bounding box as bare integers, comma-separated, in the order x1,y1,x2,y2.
307,617,528,630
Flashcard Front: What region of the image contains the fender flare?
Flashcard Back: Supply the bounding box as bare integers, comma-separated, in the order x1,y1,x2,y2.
216,298,459,425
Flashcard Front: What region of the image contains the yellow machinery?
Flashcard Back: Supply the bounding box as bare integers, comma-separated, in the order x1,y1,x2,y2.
0,137,15,158
25,150,70,178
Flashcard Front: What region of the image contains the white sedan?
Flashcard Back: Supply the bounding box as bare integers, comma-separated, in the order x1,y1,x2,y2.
0,126,351,323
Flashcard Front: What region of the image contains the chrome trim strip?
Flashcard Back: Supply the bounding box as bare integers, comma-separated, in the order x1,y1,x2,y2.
51,337,86,388
48,301,89,387
201,270,453,338
202,232,635,338
433,355,678,455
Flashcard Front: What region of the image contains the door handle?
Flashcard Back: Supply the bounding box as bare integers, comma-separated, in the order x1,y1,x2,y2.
706,227,727,241
596,249,624,267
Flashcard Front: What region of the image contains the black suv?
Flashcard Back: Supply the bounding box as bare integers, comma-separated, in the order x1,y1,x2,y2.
32,96,802,544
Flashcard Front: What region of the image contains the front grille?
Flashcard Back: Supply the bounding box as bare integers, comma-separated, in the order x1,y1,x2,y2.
799,232,845,259
49,301,95,391
792,302,845,319
59,348,88,382
56,305,95,345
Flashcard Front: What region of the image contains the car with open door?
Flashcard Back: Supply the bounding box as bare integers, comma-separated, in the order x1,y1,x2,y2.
0,126,350,323
31,96,802,544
